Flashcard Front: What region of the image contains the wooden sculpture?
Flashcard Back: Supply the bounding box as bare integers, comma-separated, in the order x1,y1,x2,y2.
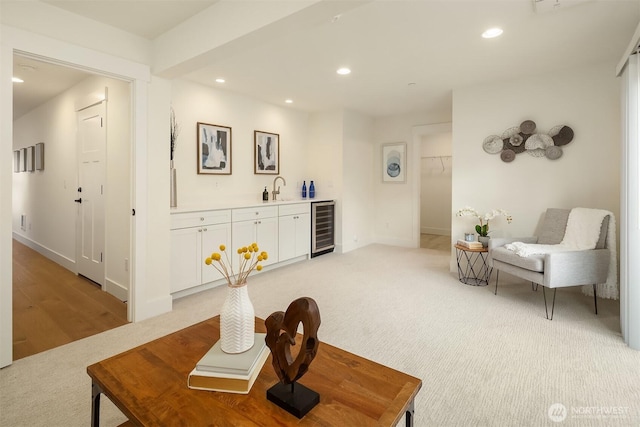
264,297,321,418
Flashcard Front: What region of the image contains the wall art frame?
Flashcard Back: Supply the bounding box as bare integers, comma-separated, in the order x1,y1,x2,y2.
382,142,406,183
254,130,279,175
26,146,34,172
13,150,20,173
20,148,27,172
35,142,45,171
197,122,232,175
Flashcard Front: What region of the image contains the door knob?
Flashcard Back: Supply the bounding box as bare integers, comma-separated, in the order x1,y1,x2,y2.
74,198,82,203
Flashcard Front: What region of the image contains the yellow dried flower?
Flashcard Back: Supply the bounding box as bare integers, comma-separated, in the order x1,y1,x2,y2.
256,265,263,271
244,252,251,260
212,253,221,261
205,257,212,265
219,244,226,251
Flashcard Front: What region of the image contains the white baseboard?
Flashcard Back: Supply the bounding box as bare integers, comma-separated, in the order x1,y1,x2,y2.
12,232,76,273
421,227,450,236
105,278,128,302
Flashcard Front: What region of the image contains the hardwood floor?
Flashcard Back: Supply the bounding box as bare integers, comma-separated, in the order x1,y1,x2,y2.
420,233,451,251
12,239,129,360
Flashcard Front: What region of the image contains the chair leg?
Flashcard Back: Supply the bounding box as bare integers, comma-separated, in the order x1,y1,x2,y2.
542,287,557,320
531,282,538,292
494,270,499,295
593,284,598,315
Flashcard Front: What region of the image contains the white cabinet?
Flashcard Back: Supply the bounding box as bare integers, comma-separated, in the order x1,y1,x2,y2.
278,204,310,262
231,206,279,269
170,210,231,293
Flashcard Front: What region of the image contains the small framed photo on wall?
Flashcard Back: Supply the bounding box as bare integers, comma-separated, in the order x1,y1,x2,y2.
26,146,34,172
35,142,45,171
13,150,20,173
197,122,232,175
254,130,279,174
20,148,27,172
382,142,406,183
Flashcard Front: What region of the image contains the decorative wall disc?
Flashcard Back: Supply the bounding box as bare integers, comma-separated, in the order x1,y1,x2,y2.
545,146,563,160
501,127,520,138
520,120,536,134
504,139,526,154
482,135,504,154
527,148,546,157
525,133,553,150
551,126,574,146
500,149,516,162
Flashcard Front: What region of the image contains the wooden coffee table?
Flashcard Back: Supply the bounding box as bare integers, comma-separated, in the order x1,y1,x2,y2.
87,316,422,426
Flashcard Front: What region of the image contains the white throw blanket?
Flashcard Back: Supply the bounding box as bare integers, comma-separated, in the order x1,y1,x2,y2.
504,208,618,299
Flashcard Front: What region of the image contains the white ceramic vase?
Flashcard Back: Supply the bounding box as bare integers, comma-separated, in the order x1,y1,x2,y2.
220,284,255,354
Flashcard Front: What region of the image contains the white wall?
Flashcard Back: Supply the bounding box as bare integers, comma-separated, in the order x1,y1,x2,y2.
12,75,131,297
373,110,452,247
421,132,452,235
452,62,620,266
341,110,374,252
171,79,310,206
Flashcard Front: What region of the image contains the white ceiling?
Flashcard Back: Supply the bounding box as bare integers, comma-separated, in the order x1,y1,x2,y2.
11,0,640,119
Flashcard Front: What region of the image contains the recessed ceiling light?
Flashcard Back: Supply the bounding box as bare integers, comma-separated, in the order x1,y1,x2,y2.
336,67,351,75
215,78,225,83
285,99,293,104
482,28,503,39
12,77,24,83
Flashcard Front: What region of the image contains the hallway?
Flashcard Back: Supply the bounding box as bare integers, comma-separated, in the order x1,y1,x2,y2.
12,239,128,360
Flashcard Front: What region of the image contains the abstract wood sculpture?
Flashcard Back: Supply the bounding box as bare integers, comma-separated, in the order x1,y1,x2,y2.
264,297,321,418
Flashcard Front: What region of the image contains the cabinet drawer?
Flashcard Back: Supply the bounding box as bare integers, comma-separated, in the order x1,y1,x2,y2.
171,210,231,229
232,206,278,222
279,203,310,217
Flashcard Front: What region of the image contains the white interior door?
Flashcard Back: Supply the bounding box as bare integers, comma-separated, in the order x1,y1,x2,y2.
76,101,106,287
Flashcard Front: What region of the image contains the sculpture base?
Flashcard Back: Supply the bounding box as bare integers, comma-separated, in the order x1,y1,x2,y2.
266,382,319,418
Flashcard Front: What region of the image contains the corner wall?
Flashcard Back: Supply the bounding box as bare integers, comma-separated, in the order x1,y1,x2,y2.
452,61,621,268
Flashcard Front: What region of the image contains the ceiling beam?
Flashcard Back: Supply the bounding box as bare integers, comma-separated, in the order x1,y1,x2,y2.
151,0,370,79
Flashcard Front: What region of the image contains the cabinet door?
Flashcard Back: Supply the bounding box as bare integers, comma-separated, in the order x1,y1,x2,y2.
256,216,279,267
231,220,257,271
278,215,296,262
201,223,231,285
170,227,200,293
294,213,311,257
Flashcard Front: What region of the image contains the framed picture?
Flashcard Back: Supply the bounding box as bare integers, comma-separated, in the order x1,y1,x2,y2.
20,148,27,172
382,142,406,183
254,130,279,174
35,142,44,171
197,122,232,175
13,150,20,173
26,146,34,172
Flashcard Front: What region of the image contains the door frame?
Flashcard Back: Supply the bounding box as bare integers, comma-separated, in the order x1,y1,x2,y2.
0,27,151,367
411,122,453,248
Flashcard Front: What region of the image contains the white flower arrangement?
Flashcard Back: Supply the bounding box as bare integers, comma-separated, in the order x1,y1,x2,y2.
456,207,512,236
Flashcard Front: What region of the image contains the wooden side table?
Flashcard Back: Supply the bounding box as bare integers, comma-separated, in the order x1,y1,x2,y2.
454,244,492,286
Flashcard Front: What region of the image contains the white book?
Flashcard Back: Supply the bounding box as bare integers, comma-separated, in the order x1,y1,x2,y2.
187,344,270,394
196,333,267,375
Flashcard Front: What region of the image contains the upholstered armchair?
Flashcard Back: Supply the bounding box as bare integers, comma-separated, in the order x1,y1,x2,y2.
489,208,613,320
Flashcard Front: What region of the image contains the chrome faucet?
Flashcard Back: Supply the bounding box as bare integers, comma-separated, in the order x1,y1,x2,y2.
272,176,286,201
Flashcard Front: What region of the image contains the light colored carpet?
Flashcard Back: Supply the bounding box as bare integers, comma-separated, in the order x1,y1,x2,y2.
1,243,639,426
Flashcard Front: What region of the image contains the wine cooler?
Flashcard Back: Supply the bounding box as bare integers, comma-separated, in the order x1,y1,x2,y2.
311,201,335,257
